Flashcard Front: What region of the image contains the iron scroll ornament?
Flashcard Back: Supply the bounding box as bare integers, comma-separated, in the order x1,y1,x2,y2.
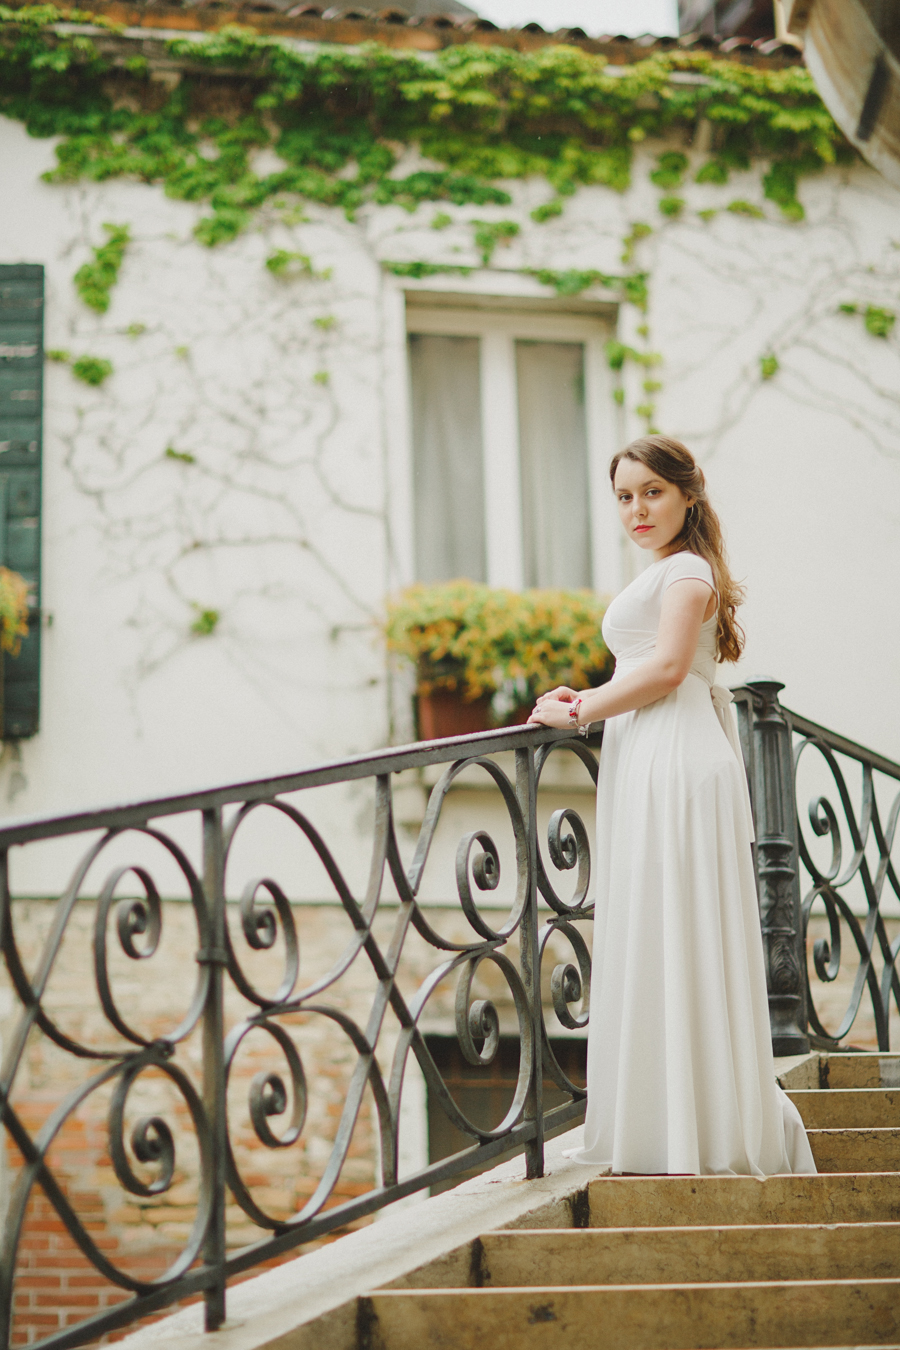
793,729,900,1051
0,722,597,1349
0,826,214,1342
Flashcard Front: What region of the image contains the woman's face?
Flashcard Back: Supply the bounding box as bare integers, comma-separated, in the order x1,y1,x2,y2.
614,458,693,559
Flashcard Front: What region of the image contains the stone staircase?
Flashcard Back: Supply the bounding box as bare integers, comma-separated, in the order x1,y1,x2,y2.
361,1053,900,1349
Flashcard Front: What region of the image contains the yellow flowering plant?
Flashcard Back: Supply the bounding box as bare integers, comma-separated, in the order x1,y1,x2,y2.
385,580,613,711
0,567,29,657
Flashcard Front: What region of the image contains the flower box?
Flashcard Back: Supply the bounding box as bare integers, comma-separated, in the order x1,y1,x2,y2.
386,580,612,743
416,690,493,740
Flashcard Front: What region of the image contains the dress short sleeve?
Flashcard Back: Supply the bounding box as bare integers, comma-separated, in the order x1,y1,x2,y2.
662,551,715,595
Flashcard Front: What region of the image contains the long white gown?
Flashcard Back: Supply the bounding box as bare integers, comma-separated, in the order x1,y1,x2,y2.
569,551,816,1176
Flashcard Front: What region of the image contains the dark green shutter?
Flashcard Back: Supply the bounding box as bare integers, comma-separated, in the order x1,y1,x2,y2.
0,265,43,739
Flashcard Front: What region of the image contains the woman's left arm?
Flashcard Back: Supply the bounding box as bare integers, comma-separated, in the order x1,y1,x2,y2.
528,578,713,729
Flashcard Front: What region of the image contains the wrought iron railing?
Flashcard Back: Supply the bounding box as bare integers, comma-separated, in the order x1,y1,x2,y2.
3,683,899,1348
0,722,598,1350
735,680,900,1057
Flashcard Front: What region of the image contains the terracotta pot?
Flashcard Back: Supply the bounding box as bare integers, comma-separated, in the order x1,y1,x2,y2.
502,704,534,727
416,690,493,740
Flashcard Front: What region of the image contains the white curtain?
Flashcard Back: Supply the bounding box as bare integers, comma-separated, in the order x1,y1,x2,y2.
408,334,487,583
516,340,592,589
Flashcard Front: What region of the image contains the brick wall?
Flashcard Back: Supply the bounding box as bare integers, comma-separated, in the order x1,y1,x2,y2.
10,1185,340,1348
7,1110,344,1348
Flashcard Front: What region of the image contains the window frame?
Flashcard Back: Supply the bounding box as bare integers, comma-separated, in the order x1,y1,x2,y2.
405,300,622,595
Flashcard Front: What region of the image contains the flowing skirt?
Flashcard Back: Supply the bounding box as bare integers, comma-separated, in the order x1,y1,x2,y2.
570,671,815,1176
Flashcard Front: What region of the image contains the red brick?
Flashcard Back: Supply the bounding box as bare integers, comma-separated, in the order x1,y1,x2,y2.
24,1253,93,1269
23,1216,69,1234
36,1293,101,1308
16,1236,50,1258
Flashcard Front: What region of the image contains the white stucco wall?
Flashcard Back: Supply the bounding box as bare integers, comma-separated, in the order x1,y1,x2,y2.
1,106,899,897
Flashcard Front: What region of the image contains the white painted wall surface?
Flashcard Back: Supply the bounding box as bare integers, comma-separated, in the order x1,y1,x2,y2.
1,110,899,898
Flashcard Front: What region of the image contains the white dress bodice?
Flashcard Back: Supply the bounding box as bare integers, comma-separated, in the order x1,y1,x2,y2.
602,551,747,789
603,550,718,683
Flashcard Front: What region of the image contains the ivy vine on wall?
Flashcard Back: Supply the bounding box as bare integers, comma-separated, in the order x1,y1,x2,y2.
73,221,130,311
0,4,852,253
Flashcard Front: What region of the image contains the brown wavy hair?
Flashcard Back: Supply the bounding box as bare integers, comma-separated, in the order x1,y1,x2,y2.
609,435,746,663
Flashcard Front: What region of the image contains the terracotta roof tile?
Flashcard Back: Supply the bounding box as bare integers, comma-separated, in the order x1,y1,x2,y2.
15,0,803,64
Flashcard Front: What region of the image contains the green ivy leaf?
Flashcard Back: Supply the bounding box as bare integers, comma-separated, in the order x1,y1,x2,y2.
620,220,652,263
383,261,473,278
650,150,688,189
190,606,220,637
266,249,313,277
727,199,765,218
470,219,520,265
193,209,250,247
530,199,563,223
71,355,113,385
695,158,730,185
73,222,130,313
605,339,630,371
864,305,896,338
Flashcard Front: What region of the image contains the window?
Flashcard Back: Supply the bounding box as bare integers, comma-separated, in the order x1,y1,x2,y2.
0,265,43,739
408,333,486,584
424,1032,587,1194
406,301,615,592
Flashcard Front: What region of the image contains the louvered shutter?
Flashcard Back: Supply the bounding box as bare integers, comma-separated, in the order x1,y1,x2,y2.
0,265,43,739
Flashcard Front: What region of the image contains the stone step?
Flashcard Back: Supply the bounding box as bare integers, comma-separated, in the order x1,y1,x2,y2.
587,1173,900,1227
824,1054,900,1090
476,1222,900,1286
363,1279,900,1349
788,1089,900,1128
809,1128,900,1173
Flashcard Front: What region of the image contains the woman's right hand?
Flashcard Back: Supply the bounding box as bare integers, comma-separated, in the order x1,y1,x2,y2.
538,686,578,705
527,686,580,726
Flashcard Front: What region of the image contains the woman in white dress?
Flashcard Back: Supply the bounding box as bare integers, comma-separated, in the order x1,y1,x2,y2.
529,436,815,1177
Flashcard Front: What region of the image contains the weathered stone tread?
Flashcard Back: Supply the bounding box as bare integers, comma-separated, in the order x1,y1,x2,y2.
788,1089,900,1129
364,1278,900,1349
476,1222,900,1286
809,1128,900,1173
587,1172,900,1228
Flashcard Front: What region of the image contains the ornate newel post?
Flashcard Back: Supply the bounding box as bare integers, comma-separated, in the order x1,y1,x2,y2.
737,679,809,1056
